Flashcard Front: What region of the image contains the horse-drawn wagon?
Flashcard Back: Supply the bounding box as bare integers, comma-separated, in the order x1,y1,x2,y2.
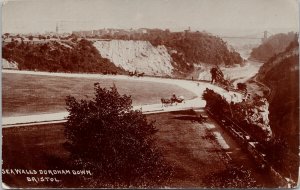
161,94,185,107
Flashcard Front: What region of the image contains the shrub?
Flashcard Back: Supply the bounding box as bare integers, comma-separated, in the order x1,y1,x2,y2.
64,83,172,187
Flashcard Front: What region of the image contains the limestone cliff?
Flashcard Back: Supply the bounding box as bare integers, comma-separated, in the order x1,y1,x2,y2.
246,98,272,140
2,59,18,69
93,40,174,76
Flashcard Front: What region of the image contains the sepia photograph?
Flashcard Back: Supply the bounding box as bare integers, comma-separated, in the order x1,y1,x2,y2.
1,0,299,188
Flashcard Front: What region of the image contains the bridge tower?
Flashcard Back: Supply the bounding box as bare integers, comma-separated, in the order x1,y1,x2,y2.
56,22,59,34
262,31,268,43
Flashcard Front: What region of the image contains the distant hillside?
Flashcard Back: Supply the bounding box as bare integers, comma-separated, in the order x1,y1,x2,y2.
250,32,297,62
2,39,124,73
257,38,299,80
90,30,243,77
257,38,299,176
2,30,243,77
104,30,243,67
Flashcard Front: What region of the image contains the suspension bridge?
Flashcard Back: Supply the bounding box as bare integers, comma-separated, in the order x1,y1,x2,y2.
220,31,273,42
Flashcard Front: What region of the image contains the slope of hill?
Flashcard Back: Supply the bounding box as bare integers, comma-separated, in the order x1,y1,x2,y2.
93,40,173,76
257,40,299,144
250,32,297,62
256,38,299,177
2,39,124,73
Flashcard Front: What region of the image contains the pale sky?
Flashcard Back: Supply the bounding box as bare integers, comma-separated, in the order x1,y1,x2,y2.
2,0,299,35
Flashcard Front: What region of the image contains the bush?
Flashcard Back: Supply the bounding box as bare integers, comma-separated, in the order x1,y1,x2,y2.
202,88,229,115
237,83,247,91
64,83,172,187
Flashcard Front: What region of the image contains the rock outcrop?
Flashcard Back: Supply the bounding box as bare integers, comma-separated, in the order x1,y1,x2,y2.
2,59,18,69
246,98,272,140
93,40,174,76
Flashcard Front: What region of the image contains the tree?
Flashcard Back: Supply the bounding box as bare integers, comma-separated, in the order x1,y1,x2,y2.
28,35,33,40
64,83,172,187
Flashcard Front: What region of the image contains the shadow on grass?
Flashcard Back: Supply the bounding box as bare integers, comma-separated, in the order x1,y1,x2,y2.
169,109,196,115
202,166,263,188
41,153,87,188
171,115,205,124
43,154,69,169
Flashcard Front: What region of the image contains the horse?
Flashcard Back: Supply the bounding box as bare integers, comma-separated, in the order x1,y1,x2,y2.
137,72,145,77
129,71,135,77
161,98,173,107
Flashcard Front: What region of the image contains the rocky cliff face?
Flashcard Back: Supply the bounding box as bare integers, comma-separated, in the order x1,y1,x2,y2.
254,38,299,180
257,41,299,149
93,40,174,76
246,98,272,140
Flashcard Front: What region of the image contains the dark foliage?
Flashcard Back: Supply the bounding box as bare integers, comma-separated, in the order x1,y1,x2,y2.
2,39,124,74
64,83,172,187
202,88,229,115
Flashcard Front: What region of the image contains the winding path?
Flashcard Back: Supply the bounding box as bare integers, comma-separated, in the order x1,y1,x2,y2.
2,70,243,127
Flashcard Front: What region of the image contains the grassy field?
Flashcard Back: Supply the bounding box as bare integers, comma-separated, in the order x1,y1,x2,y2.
2,110,274,188
149,111,229,187
1,111,229,188
3,73,196,116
